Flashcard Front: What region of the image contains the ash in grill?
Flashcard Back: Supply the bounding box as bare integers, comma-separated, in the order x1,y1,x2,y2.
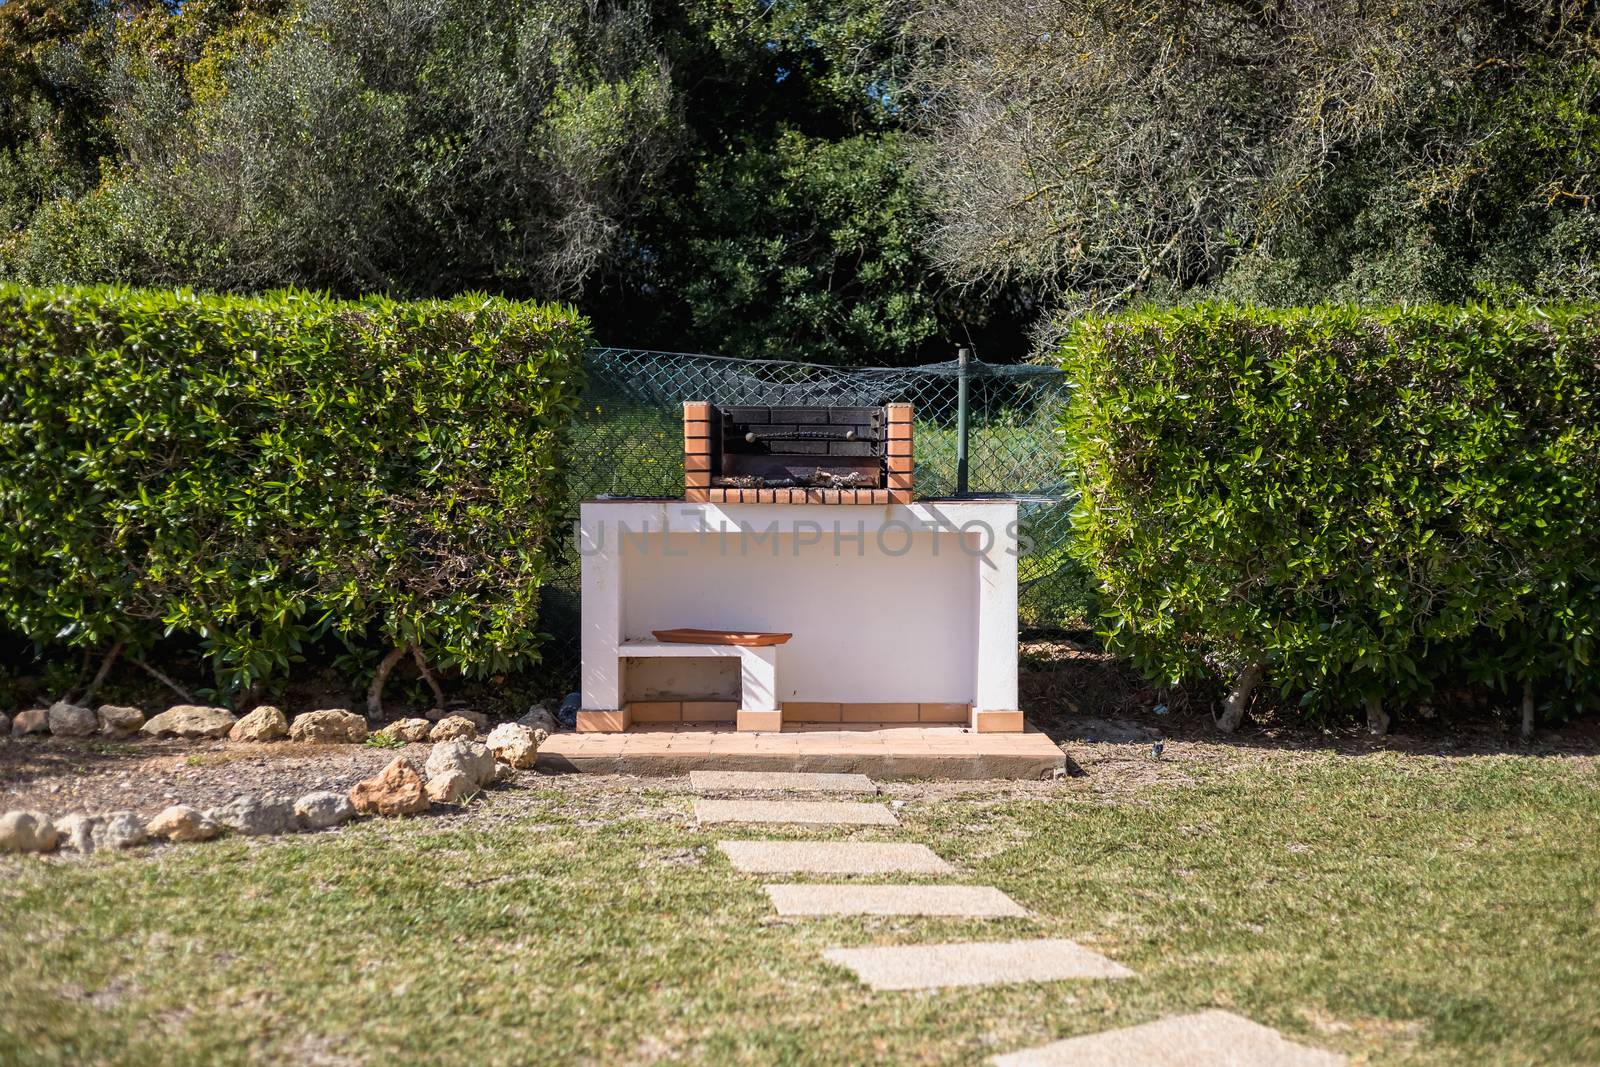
714,406,884,489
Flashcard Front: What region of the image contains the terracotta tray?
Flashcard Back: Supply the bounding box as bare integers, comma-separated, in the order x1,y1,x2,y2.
652,628,792,647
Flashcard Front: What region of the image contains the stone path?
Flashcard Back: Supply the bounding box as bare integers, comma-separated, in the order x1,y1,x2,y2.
822,938,1134,990
766,882,1029,918
718,840,952,875
691,770,875,793
699,769,1344,1065
693,798,898,826
989,1010,1347,1067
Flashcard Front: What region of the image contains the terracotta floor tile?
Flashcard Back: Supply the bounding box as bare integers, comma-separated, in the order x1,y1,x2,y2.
536,721,1063,780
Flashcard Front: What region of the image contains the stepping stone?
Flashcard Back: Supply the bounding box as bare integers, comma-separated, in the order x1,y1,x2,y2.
690,770,876,794
990,1010,1346,1067
693,798,897,826
765,883,1027,918
822,938,1134,990
719,840,952,875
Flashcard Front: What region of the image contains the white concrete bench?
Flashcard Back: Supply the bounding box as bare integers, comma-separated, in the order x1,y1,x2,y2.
579,639,780,732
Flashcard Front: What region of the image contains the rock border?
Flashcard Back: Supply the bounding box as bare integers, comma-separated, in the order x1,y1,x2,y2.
1,731,542,857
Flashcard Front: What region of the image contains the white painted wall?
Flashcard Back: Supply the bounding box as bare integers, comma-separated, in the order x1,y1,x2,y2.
623,531,974,703
580,501,1019,712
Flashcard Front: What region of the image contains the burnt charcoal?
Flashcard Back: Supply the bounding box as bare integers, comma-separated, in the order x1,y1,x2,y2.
712,475,802,488
802,469,876,488
711,470,875,489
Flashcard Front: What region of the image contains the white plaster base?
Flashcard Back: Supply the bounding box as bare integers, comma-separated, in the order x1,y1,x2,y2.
579,501,1020,731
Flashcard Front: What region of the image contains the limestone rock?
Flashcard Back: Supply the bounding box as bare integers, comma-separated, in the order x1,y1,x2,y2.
97,811,148,849
96,704,145,738
485,722,540,769
146,805,221,843
48,702,98,737
12,708,49,736
517,705,558,735
0,811,60,853
289,708,368,744
230,705,289,742
54,813,98,852
455,708,489,730
428,715,478,742
52,811,144,852
294,791,355,831
425,769,477,804
349,757,429,816
492,761,515,783
377,718,431,743
425,739,496,788
141,705,237,740
208,795,296,836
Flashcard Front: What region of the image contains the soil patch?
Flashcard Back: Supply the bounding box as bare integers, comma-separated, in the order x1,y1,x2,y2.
0,738,430,818
1019,634,1600,760
3,637,1596,821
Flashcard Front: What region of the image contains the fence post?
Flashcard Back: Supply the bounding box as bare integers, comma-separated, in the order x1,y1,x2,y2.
956,346,971,495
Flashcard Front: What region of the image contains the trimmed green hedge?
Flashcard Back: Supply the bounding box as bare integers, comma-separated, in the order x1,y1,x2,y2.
1060,304,1600,725
0,286,586,695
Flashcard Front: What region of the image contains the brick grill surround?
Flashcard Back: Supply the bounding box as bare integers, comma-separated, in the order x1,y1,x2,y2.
684,401,913,504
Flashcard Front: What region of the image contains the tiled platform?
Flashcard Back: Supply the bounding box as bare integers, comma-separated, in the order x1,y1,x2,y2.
536,723,1064,780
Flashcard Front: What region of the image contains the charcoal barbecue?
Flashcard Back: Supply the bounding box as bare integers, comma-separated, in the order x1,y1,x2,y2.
684,402,913,504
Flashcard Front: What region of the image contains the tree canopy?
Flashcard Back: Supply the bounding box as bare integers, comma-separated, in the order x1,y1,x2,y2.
915,0,1599,318
1,0,1596,362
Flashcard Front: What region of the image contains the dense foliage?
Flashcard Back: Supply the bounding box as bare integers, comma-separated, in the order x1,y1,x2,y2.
1,0,677,300
0,285,585,698
917,0,1600,319
588,0,1023,364
7,1,1594,356
0,0,1011,365
1061,305,1600,727
661,131,946,366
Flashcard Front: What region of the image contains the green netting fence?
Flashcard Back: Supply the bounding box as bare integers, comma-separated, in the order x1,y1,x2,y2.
535,346,1092,685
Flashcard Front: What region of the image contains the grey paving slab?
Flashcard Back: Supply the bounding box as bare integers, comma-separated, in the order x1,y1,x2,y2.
765,883,1027,918
990,1010,1346,1067
822,938,1134,990
690,770,877,794
693,798,897,826
719,840,952,876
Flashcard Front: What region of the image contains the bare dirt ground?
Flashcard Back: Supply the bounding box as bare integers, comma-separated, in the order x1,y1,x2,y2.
1021,633,1600,759
0,739,438,819
4,636,1596,819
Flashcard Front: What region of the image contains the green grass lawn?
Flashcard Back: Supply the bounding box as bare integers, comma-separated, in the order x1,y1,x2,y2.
3,750,1596,1065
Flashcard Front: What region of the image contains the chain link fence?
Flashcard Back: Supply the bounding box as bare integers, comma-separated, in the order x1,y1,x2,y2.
534,347,1092,686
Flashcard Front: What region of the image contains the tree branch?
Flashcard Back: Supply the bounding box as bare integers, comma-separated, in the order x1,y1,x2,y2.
366,645,410,721
131,656,196,705
1215,661,1264,732
410,643,447,715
